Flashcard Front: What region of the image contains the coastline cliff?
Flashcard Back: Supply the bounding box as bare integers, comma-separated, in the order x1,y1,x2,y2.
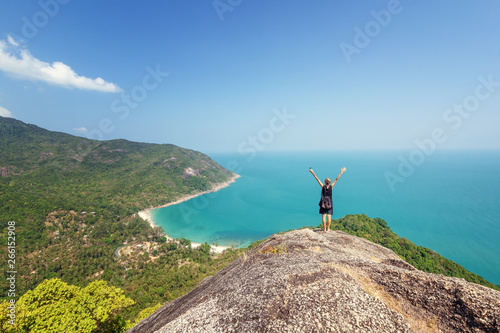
128,229,500,333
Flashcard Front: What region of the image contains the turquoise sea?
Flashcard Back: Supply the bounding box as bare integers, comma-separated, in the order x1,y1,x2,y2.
151,150,500,285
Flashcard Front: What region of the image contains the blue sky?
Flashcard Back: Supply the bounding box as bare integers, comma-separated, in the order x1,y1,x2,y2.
0,1,499,153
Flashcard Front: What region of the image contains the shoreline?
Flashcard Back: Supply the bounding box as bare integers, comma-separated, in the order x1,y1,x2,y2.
138,173,241,254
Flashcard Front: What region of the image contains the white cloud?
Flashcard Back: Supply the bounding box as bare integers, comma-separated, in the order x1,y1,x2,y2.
73,127,88,133
7,36,19,47
0,36,122,93
0,105,13,117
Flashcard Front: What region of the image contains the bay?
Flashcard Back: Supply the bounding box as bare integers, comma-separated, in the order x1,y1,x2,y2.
151,150,500,284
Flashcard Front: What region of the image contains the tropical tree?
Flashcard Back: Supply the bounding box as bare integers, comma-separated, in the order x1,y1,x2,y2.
0,278,134,333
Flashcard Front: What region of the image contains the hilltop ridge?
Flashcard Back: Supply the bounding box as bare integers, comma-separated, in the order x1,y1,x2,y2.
128,229,500,332
0,116,236,225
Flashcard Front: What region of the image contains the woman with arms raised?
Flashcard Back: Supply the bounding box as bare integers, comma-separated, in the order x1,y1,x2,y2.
309,167,346,232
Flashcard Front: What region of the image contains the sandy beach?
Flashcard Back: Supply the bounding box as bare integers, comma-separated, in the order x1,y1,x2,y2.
138,173,241,254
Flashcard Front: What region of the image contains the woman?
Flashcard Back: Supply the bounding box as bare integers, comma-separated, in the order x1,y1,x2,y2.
309,167,346,231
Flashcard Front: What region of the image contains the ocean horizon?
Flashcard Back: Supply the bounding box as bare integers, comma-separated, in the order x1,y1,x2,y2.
150,150,500,285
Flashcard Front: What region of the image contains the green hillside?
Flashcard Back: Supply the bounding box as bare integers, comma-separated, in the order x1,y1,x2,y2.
0,116,237,299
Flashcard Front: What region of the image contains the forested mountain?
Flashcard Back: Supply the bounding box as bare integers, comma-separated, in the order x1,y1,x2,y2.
0,116,237,306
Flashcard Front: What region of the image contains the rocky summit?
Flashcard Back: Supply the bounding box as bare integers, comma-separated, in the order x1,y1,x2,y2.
128,229,500,333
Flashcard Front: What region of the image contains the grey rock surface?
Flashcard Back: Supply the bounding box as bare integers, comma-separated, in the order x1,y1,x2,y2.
127,229,500,333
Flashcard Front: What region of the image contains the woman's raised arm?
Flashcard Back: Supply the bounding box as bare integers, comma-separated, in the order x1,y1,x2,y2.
309,168,323,187
331,167,346,187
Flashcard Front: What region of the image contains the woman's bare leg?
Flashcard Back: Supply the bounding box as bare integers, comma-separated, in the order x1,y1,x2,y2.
326,214,332,231
322,214,327,231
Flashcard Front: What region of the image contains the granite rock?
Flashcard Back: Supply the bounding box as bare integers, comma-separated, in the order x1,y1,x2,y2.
127,229,500,333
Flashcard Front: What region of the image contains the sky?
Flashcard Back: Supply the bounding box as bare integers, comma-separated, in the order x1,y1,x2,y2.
0,0,499,153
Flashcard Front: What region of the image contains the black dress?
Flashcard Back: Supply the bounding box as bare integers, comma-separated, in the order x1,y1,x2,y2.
319,184,333,215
